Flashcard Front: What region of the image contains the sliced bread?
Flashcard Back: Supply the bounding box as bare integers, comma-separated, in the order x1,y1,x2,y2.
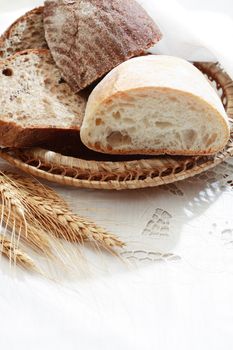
0,49,87,147
43,0,162,92
0,7,47,59
80,55,230,156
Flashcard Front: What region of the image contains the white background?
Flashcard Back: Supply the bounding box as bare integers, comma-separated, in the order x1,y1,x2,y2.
1,1,233,350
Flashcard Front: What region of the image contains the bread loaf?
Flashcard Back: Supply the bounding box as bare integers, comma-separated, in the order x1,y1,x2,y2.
43,0,162,92
80,55,230,156
0,49,87,148
0,7,47,59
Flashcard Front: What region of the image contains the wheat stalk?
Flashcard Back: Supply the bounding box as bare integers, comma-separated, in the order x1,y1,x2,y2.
0,234,38,272
0,171,124,259
0,175,25,219
0,204,52,256
0,172,52,255
1,173,124,250
2,172,69,209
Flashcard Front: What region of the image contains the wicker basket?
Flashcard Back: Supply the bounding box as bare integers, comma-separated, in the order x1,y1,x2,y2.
0,62,233,190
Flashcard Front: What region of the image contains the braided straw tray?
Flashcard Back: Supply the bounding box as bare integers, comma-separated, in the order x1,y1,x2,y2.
0,62,232,190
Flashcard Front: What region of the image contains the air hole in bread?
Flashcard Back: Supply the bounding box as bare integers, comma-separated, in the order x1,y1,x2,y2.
94,142,101,150
155,121,173,129
2,68,13,76
113,111,121,120
58,77,65,84
206,133,218,147
105,99,113,105
182,129,197,148
95,118,104,126
107,131,132,148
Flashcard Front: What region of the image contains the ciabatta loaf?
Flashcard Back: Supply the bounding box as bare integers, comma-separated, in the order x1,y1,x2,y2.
44,0,162,92
0,7,47,59
80,55,230,156
0,49,87,147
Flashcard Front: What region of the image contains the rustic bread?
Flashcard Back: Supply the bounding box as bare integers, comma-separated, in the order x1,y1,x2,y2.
0,49,87,148
80,55,230,156
0,7,47,59
43,0,162,92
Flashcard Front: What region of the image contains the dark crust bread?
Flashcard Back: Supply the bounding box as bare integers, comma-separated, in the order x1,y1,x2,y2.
0,49,88,148
0,7,47,59
0,123,81,148
44,0,162,92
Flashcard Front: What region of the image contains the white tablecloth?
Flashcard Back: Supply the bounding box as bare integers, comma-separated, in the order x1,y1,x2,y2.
1,1,233,349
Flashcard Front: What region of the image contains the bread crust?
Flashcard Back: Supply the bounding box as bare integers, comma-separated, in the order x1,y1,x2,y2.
0,7,44,41
44,0,162,92
0,49,86,147
0,121,80,148
0,7,47,59
86,143,227,157
81,55,230,156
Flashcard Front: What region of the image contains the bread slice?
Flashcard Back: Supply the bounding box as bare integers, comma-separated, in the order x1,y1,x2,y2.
0,49,87,148
80,55,230,156
0,7,47,59
43,0,162,92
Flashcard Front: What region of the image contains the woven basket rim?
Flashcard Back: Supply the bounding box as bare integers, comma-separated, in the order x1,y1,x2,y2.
1,62,233,190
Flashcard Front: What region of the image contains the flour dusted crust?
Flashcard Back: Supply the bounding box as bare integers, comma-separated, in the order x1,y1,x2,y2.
0,7,47,59
80,55,230,156
44,0,162,92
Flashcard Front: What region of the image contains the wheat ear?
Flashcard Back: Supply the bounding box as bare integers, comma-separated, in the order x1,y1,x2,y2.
6,179,124,249
0,172,124,251
0,234,38,272
0,204,52,256
0,173,76,267
24,200,124,249
77,217,124,248
0,173,26,220
4,172,69,209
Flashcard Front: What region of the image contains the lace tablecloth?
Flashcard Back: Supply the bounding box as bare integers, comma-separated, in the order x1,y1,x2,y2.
1,1,233,349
